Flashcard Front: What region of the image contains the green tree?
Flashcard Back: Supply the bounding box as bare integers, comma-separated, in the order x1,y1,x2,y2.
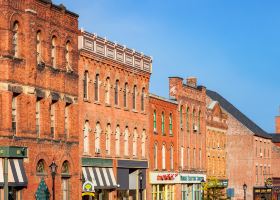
202,177,226,200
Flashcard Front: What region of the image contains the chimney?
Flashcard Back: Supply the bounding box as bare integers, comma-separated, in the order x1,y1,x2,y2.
186,77,197,88
276,108,280,133
168,77,183,99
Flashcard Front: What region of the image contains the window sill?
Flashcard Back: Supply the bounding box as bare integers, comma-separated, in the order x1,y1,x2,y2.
153,131,158,135
132,109,138,113
105,103,111,107
114,105,121,109
36,172,47,177
124,107,129,111
83,98,90,102
94,101,101,105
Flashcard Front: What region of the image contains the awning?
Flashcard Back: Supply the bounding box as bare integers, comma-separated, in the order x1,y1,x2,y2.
82,167,117,189
0,158,28,187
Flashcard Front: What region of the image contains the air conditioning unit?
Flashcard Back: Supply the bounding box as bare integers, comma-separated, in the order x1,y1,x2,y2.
96,148,101,154
193,124,198,132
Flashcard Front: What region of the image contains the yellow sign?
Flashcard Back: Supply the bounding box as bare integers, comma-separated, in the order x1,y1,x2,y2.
82,192,95,197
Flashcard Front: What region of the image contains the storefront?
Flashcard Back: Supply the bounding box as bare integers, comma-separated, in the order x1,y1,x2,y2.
82,158,118,200
0,146,28,200
150,172,206,200
117,160,147,200
253,178,280,200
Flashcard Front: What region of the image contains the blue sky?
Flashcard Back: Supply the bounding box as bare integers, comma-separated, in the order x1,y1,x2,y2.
54,0,280,133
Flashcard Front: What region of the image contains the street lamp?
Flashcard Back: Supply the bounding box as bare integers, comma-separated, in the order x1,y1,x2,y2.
49,160,58,200
201,178,205,200
243,183,247,200
139,171,143,200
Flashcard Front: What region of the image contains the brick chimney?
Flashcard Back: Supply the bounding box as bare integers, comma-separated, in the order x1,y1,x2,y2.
186,77,197,88
276,109,280,133
168,77,183,99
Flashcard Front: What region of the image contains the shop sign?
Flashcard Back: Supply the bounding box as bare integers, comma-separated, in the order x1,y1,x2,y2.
254,188,272,194
181,175,203,182
157,174,178,181
180,174,206,183
82,181,95,197
265,178,272,187
150,172,206,184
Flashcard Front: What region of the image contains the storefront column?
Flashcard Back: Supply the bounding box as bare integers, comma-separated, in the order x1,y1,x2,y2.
4,158,8,200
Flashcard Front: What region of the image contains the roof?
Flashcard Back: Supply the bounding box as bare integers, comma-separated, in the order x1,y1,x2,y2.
149,93,178,105
206,90,271,139
269,134,280,143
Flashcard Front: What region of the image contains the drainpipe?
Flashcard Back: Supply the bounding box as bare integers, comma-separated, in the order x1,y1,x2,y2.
4,158,8,200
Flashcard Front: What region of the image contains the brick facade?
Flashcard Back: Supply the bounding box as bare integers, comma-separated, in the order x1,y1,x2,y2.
0,0,80,199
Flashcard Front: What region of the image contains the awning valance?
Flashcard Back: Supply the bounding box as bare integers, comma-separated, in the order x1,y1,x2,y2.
0,158,28,187
82,167,117,189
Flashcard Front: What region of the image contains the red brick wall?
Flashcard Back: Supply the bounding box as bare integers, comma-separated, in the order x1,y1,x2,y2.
0,0,80,199
275,116,280,133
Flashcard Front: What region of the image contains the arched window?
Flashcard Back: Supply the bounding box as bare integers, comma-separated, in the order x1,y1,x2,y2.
153,110,157,132
36,31,42,65
133,128,138,157
141,130,146,158
115,125,120,156
106,124,111,155
180,146,184,168
50,102,55,137
161,112,165,135
141,88,145,111
170,146,174,170
12,96,17,133
186,107,189,132
95,122,101,154
105,77,110,104
193,148,196,168
192,109,196,132
169,113,173,135
12,22,19,57
51,36,57,68
65,41,73,72
154,143,158,169
115,80,119,105
124,83,128,108
133,85,137,110
83,121,90,154
198,110,201,132
83,71,89,99
162,144,166,170
65,105,69,137
36,159,46,174
124,127,129,156
180,105,183,128
61,161,70,200
94,74,99,101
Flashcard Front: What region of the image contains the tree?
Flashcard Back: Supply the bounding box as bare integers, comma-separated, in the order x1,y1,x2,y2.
202,177,227,200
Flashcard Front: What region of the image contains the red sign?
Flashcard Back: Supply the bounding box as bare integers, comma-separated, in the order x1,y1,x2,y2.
157,174,178,181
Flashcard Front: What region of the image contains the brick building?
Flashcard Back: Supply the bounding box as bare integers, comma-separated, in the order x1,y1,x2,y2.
207,90,273,200
169,77,207,200
78,30,152,200
206,101,228,186
148,93,179,200
0,0,80,199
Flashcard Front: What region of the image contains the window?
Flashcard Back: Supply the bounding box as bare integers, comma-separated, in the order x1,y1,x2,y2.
12,22,19,57
133,85,137,110
192,109,196,132
94,74,99,101
106,124,111,155
153,110,157,132
61,161,70,200
36,31,42,65
115,125,120,156
12,96,17,133
95,122,101,154
141,88,145,111
187,147,190,168
65,105,69,137
198,111,201,132
83,71,89,99
186,107,189,132
170,146,174,170
124,127,129,156
161,112,165,135
105,77,110,104
133,128,138,157
154,143,158,169
141,130,146,158
180,106,183,128
124,83,128,107
36,159,45,174
162,144,166,170
65,41,72,72
51,36,57,68
199,148,202,169
36,99,40,135
193,148,196,168
168,113,172,135
180,146,184,168
83,121,90,154
50,102,55,137
115,80,119,105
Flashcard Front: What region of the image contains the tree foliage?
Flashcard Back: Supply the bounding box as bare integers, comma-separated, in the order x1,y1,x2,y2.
202,177,226,200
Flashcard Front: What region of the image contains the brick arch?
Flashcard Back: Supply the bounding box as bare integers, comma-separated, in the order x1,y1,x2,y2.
49,29,61,46
56,153,75,175
9,12,22,30
33,151,51,173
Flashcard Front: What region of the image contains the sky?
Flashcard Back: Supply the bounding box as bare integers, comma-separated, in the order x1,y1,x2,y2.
53,0,280,133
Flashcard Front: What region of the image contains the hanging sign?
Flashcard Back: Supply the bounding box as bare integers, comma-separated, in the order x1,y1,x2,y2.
82,181,95,197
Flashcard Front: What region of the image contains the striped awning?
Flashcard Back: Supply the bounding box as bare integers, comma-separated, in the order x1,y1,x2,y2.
82,167,117,189
0,158,28,187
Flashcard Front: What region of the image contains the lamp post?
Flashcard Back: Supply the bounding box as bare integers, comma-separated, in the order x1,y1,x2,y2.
139,171,143,200
49,160,58,200
243,183,247,200
201,178,205,200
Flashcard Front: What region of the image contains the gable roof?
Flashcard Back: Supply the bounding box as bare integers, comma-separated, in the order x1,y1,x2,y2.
206,90,271,139
270,134,280,143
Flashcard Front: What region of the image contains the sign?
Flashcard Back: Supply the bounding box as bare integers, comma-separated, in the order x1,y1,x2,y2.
150,172,206,184
157,174,178,181
82,181,95,197
181,175,203,182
